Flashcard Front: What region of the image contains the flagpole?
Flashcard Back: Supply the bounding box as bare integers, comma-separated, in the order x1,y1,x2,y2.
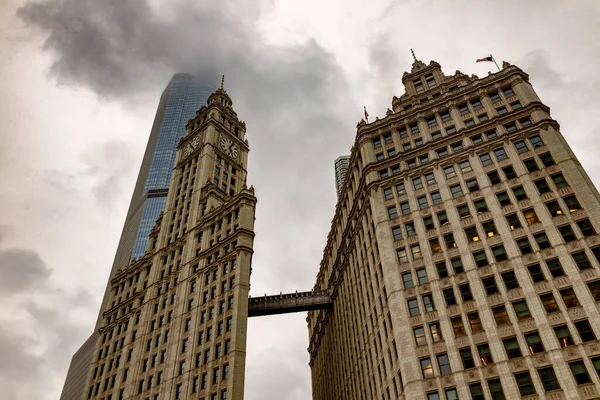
490,54,500,71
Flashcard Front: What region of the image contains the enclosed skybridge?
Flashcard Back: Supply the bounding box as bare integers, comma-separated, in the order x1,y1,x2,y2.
248,290,333,317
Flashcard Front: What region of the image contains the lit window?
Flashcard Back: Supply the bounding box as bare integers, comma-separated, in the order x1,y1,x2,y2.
525,331,545,354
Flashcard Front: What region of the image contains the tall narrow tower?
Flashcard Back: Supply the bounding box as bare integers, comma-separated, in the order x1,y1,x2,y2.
310,57,600,399
84,85,256,400
60,74,213,400
334,155,351,199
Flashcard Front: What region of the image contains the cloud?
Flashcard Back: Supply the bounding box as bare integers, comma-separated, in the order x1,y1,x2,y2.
0,248,52,295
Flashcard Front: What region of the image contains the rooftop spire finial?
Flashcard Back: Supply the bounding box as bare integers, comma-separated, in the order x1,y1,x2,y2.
411,48,417,62
220,75,225,90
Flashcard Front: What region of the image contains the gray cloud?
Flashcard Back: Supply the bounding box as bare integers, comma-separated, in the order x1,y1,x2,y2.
0,248,51,295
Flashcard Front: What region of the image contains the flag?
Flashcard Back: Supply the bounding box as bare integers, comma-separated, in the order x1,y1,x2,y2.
364,106,369,122
476,56,494,63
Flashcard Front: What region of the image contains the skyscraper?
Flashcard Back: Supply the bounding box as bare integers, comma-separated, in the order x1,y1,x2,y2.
83,85,256,400
60,74,213,400
309,57,600,399
334,156,350,199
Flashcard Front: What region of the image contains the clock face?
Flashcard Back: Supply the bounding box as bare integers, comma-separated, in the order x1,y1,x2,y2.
183,136,200,157
220,136,239,158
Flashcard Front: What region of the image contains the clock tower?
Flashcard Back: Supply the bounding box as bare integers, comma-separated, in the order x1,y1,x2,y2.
84,83,256,400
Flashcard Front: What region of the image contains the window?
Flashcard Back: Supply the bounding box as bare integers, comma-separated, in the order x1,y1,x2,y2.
546,200,563,216
391,164,400,175
559,225,577,242
414,326,427,346
436,261,449,278
540,153,555,167
478,343,494,365
520,117,532,127
397,248,408,263
400,202,411,215
514,372,536,396
555,325,574,347
373,138,382,148
479,114,489,122
492,305,510,325
506,213,522,230
427,117,438,128
527,264,546,283
425,172,436,185
430,322,443,342
411,124,420,134
443,288,457,306
516,237,532,255
416,268,428,284
406,222,416,236
431,191,442,205
422,294,435,312
525,331,545,354
512,186,527,201
505,123,517,133
502,165,517,180
407,298,420,316
379,169,389,179
573,251,593,271
437,211,448,226
538,367,560,392
413,176,423,189
452,141,464,152
387,206,397,219
420,357,434,378
496,191,511,206
523,208,538,225
482,220,497,237
496,106,507,115
418,196,429,209
427,393,440,400
459,104,469,115
574,320,596,342
482,276,499,295
490,92,501,103
524,158,539,172
469,383,485,400
569,361,592,385
430,238,442,253
546,258,565,277
399,128,408,138
444,233,456,249
457,204,470,218
503,337,522,359
465,226,480,242
450,185,463,198
512,300,531,320
475,199,489,213
451,257,464,273
534,178,550,194
451,316,466,336
460,347,475,369
541,293,560,314
471,134,483,145
577,219,596,237
494,147,508,160
396,183,406,195
465,118,475,127
480,152,493,166
488,378,505,400
376,152,384,161
514,140,529,153
501,271,519,290
392,226,403,241
458,159,472,172
441,111,451,121
384,134,393,144
534,232,551,249
551,173,568,188
411,244,422,259
485,130,498,139
423,216,435,230
446,125,456,134
466,178,480,192
401,272,413,288
473,251,489,268
487,170,501,185
437,353,451,375
468,312,483,332
443,165,456,178
564,195,581,212
588,280,600,301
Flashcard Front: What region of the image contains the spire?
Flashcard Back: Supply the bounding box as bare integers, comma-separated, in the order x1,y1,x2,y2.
220,74,225,90
409,48,427,73
411,48,417,62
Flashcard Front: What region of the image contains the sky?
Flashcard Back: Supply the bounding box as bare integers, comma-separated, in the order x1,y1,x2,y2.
1,0,600,399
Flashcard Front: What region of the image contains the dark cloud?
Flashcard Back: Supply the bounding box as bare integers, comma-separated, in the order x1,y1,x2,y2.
0,248,51,294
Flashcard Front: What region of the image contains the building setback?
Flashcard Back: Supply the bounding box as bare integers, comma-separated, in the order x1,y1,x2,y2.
60,74,213,400
308,57,600,399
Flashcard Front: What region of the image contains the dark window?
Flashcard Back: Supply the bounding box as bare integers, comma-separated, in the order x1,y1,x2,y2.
506,213,522,230
387,206,398,219
427,117,438,128
402,272,413,288
482,276,499,295
452,141,463,152
441,111,451,122
505,123,517,133
469,383,485,400
423,216,435,230
451,258,464,274
587,281,600,301
407,298,419,316
487,170,501,185
446,125,456,134
501,271,519,290
574,320,596,342
459,104,469,115
577,219,596,237
376,152,384,161
392,226,403,241
559,225,577,242
444,233,456,249
399,128,408,138
503,87,515,97
373,139,382,148
384,134,393,144
473,251,489,268
538,367,560,392
418,196,429,209
560,288,580,308
431,191,442,205
485,130,498,139
551,173,568,188
459,283,474,302
478,114,489,123
511,101,522,110
480,153,493,166
540,293,560,313
564,195,582,212
436,261,449,278
534,232,551,249
472,100,483,110
534,178,550,194
380,169,389,179
490,93,501,103
503,337,522,359
573,251,592,270
492,245,507,262
554,325,574,347
468,312,484,332
569,361,592,385
502,166,517,180
546,200,564,216
539,152,555,167
474,199,489,213
459,347,476,369
465,226,480,242
512,300,531,320
400,202,411,215
514,140,529,153
452,316,466,336
520,117,532,127
525,331,545,354
529,134,542,147
443,288,457,306
478,343,494,365
492,305,510,325
516,237,533,255
512,186,528,201
471,134,483,144
514,372,536,396
457,204,470,218
524,158,539,172
527,264,546,283
488,379,505,400
411,124,420,134
466,179,480,192
546,258,565,277
496,106,507,115
437,353,452,375
496,191,511,206
450,184,463,198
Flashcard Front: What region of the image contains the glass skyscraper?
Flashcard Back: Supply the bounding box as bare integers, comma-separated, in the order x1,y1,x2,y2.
59,74,213,400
